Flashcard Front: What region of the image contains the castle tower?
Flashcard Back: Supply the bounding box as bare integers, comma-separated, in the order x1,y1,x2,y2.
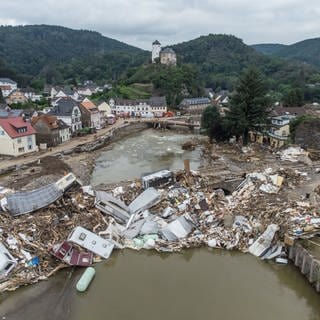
152,40,161,63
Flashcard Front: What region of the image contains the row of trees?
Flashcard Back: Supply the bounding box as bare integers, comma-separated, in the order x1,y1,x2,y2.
201,67,271,145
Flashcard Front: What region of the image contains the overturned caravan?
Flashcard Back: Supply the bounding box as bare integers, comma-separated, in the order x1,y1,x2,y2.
2,173,80,216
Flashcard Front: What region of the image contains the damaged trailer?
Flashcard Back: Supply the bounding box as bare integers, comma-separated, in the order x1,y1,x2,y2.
0,242,17,277
68,227,114,259
3,173,80,216
141,170,174,189
51,241,93,266
95,191,132,224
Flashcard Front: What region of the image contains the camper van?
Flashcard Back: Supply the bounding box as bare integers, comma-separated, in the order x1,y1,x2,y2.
68,227,114,259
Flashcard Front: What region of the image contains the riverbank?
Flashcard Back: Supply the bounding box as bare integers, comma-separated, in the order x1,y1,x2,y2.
0,122,149,188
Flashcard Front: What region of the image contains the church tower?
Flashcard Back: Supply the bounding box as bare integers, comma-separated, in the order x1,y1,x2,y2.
152,40,161,63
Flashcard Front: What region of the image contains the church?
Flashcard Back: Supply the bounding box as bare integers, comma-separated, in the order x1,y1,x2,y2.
152,40,177,66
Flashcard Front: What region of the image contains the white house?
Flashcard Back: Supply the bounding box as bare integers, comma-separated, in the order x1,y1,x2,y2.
0,78,17,97
97,101,112,117
48,97,82,133
0,117,38,156
109,97,167,117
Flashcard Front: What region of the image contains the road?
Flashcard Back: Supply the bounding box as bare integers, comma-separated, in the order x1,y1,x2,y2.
0,119,125,172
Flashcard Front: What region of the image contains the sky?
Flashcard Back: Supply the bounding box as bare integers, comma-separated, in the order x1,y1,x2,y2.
0,0,320,50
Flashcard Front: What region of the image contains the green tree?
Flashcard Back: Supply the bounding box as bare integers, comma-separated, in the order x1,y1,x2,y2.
283,88,303,107
201,106,229,142
226,67,271,145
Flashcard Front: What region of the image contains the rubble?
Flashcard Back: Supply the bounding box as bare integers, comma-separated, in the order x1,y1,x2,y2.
0,162,320,293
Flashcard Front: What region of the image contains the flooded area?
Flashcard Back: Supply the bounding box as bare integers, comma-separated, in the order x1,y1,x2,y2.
1,129,320,320
91,129,202,185
1,249,320,320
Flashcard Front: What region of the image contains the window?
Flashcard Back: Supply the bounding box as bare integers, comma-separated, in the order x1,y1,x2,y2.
4,262,13,272
17,138,22,143
0,130,4,135
18,147,24,153
79,233,87,241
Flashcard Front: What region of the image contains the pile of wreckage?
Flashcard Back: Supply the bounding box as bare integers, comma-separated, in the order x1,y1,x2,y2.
0,163,320,292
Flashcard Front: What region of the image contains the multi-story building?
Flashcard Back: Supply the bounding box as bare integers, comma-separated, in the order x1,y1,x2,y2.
0,117,38,156
48,97,82,133
109,97,167,117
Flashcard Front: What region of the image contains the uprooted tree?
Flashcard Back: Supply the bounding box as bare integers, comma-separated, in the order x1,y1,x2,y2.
226,67,271,145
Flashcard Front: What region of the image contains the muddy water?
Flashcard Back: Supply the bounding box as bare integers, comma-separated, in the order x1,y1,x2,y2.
1,130,320,320
91,129,202,185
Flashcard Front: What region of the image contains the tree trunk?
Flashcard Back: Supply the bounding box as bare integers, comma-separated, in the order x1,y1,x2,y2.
243,128,249,146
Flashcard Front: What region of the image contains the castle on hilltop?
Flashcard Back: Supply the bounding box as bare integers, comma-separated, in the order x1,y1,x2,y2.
152,40,177,66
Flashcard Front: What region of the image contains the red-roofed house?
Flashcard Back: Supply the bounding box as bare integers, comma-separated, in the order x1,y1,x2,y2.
0,117,38,156
79,98,102,129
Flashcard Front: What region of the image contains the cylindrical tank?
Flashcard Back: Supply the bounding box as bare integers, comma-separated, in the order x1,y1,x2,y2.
76,267,96,292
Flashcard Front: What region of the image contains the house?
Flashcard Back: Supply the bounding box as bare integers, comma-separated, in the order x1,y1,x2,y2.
21,89,42,102
179,97,211,114
149,96,167,117
0,117,38,156
77,82,102,97
250,107,308,148
268,115,295,148
213,90,230,106
0,78,17,97
48,97,82,133
31,114,71,147
49,86,78,100
80,98,102,129
97,101,112,127
109,97,167,117
109,98,149,117
97,101,112,117
6,90,28,105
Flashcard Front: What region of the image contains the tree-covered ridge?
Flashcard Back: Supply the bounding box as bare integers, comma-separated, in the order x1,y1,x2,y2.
0,24,148,85
252,38,320,68
251,43,287,55
170,34,319,91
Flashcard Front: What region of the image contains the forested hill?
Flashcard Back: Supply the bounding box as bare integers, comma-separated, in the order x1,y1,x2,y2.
251,43,287,55
170,34,318,90
252,38,320,68
0,24,148,85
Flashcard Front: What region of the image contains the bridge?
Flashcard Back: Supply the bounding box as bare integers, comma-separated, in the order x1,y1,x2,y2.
130,117,200,129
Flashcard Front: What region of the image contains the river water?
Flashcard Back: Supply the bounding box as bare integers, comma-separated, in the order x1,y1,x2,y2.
1,129,320,320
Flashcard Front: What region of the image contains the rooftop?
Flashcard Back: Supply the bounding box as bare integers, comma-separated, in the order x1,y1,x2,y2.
0,78,17,85
0,117,36,139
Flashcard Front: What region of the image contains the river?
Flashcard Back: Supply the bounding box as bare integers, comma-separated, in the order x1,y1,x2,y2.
1,129,319,320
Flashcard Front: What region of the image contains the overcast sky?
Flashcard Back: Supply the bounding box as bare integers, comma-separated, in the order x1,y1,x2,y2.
0,0,319,49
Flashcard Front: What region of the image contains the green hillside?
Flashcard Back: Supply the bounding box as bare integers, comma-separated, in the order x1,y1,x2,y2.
252,38,320,68
170,34,318,91
275,38,320,68
0,24,148,85
251,43,287,55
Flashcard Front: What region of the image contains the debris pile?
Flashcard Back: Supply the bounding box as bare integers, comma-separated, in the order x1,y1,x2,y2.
0,164,319,292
